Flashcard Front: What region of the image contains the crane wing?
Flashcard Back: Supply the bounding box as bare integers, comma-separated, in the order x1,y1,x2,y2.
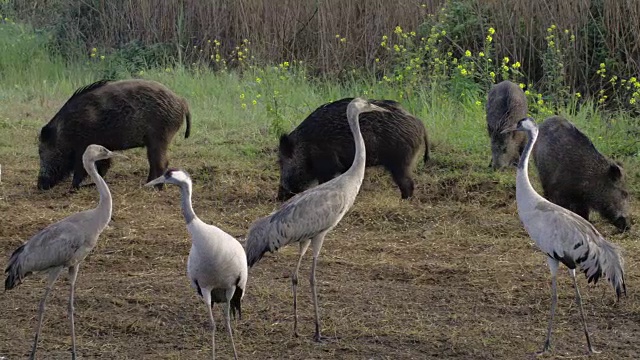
524,201,625,296
245,188,348,266
12,215,90,274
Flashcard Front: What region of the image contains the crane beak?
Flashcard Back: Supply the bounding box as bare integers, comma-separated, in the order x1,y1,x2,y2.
500,126,517,134
145,176,166,187
369,103,389,113
108,151,129,160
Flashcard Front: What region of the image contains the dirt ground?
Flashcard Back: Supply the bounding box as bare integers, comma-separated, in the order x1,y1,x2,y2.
1,136,639,360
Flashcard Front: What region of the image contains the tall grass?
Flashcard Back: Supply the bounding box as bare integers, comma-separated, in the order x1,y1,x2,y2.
5,0,640,97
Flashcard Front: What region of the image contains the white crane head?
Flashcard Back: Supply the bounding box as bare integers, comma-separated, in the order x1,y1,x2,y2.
501,117,537,134
145,168,192,188
346,98,389,124
82,144,128,163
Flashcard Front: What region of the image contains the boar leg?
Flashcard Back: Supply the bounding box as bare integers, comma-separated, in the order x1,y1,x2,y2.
71,153,88,189
146,142,169,190
549,193,591,222
96,159,112,177
569,203,590,221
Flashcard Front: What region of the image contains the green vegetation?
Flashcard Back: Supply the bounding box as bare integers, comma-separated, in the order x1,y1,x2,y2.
0,9,637,192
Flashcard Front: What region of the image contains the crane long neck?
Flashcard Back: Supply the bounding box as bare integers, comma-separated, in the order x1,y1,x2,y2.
179,181,197,224
84,158,112,230
345,111,366,178
516,128,539,194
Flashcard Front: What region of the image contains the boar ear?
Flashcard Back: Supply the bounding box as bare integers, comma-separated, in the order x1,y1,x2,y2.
39,124,55,144
279,134,294,158
608,162,624,181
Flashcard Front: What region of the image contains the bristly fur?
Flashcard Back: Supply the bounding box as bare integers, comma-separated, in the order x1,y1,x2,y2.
66,79,111,106
5,243,28,290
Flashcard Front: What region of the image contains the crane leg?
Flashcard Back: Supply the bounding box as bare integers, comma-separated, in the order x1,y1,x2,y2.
224,299,239,360
310,234,327,342
30,267,63,360
68,265,80,360
292,239,311,337
202,291,216,360
537,259,558,356
570,270,600,354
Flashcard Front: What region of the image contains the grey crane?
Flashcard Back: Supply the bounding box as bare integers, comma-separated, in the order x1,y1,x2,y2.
4,144,126,360
146,169,248,360
503,117,626,354
244,97,387,342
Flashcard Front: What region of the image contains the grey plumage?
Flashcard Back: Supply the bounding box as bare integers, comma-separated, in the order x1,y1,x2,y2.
505,117,625,355
146,168,248,360
244,97,388,342
4,144,126,360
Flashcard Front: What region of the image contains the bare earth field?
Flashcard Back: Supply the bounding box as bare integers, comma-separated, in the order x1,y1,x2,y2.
1,102,639,360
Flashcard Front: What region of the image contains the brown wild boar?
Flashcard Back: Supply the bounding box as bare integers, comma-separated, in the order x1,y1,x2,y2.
486,80,528,170
277,97,429,200
37,79,191,190
533,115,630,231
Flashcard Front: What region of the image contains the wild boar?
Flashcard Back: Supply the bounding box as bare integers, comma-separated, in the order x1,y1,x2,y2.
533,115,630,231
277,97,429,200
486,80,528,170
37,79,191,190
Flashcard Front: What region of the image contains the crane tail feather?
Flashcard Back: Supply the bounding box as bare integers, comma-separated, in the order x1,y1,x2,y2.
244,216,275,268
4,243,27,290
578,240,626,299
230,286,243,320
245,235,270,268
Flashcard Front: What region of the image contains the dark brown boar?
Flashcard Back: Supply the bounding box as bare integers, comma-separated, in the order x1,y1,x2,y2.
533,115,630,231
37,79,191,190
486,80,528,170
277,97,429,200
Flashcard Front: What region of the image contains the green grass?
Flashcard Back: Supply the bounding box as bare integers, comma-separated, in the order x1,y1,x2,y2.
0,19,637,193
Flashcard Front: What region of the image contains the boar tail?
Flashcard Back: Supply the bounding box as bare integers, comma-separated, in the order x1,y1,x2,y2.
423,130,430,163
182,98,191,139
